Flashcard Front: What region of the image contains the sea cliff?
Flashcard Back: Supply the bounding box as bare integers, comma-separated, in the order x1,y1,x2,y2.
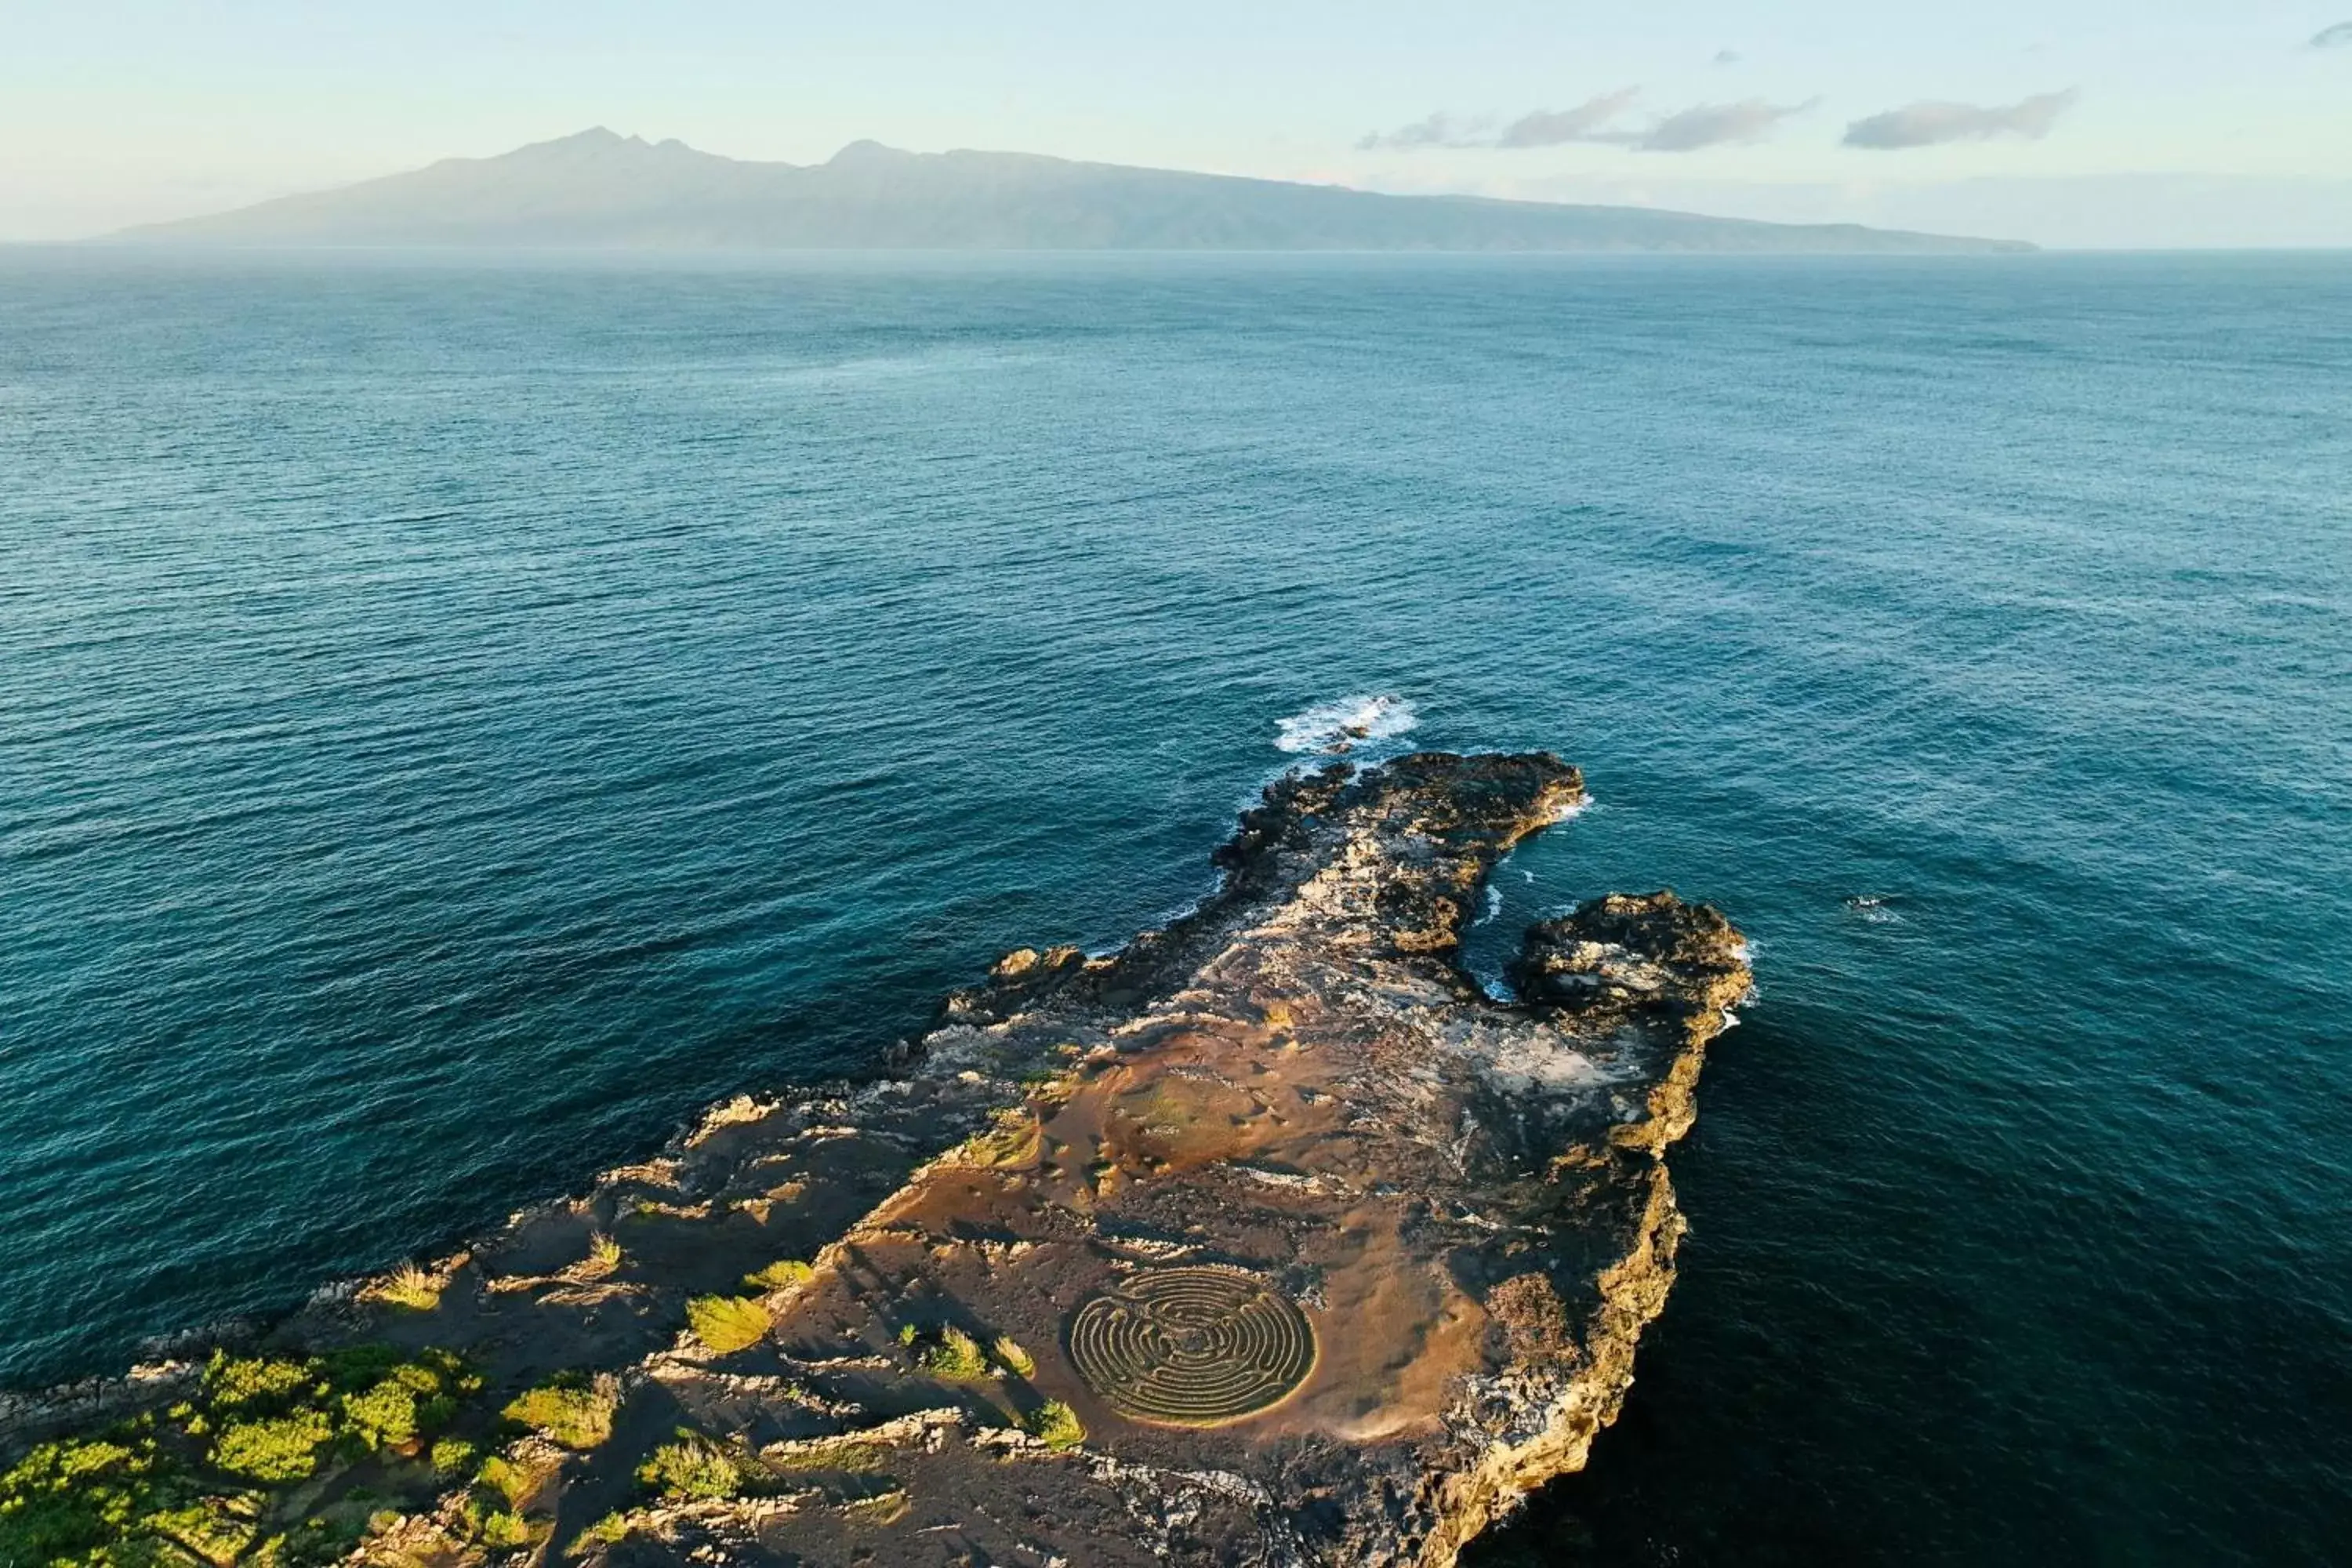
2,753,1747,1566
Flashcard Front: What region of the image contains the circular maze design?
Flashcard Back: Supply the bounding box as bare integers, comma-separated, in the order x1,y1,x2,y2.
1066,1266,1318,1427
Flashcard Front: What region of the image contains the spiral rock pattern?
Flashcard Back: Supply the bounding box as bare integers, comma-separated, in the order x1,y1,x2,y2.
1067,1266,1317,1426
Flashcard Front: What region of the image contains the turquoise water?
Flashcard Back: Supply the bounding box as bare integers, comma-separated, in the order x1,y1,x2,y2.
2,251,2347,1562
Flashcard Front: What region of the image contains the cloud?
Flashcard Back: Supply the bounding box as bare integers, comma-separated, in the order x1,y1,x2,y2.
1495,91,1642,147
1359,93,1810,155
1842,90,2078,150
1712,49,1742,65
2311,20,2352,47
1356,112,1486,151
1635,99,1814,152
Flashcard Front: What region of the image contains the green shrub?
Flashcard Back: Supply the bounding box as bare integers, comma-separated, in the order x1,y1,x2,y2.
635,1434,740,1502
430,1438,478,1479
741,1259,813,1292
316,1344,405,1392
202,1352,318,1412
685,1295,770,1356
339,1381,419,1451
991,1337,1036,1377
501,1377,616,1450
568,1513,632,1554
144,1497,262,1564
0,1437,165,1567
213,1410,335,1483
1024,1400,1084,1451
467,1504,535,1550
477,1454,533,1508
916,1327,989,1381
583,1233,624,1276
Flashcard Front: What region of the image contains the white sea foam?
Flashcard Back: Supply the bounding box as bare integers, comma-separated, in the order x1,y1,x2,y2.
1273,693,1418,755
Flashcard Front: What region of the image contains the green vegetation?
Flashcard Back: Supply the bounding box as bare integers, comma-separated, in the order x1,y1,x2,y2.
990,1337,1036,1378
475,1454,532,1508
1024,1400,1085,1450
741,1258,813,1292
915,1327,989,1382
372,1263,441,1312
966,1108,1043,1167
583,1233,624,1277
500,1376,616,1450
568,1512,633,1555
460,1494,538,1551
213,1410,336,1483
765,1441,887,1475
685,1295,771,1355
0,1436,169,1568
429,1437,478,1479
0,1345,481,1568
635,1433,741,1502
201,1355,317,1411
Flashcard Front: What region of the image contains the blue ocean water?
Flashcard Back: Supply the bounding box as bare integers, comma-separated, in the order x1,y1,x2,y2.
2,250,2347,1562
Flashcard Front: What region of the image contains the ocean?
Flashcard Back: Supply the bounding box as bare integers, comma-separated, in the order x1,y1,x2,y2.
2,249,2345,1563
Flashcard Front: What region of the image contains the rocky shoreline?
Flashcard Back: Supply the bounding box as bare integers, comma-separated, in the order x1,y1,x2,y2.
2,752,1748,1568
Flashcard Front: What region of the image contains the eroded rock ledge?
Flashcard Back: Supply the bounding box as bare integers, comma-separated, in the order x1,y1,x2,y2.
3,753,1747,1568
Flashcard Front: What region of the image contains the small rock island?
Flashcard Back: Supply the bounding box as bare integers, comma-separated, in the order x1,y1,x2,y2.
1,753,1748,1568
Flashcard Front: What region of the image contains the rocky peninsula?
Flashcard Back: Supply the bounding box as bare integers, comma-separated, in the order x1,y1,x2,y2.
2,753,1748,1568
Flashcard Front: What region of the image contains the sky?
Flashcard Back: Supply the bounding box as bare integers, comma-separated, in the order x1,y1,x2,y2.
5,1,2350,247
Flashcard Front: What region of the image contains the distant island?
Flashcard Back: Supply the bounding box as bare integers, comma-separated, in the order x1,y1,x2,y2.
113,128,2031,253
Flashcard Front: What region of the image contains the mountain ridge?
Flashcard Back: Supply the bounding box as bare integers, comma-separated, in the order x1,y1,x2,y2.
113,127,2035,253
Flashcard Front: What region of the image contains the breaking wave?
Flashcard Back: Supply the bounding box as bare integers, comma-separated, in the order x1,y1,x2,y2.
1274,694,1418,756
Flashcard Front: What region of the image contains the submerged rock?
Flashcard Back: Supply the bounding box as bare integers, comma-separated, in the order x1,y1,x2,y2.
2,753,1747,1568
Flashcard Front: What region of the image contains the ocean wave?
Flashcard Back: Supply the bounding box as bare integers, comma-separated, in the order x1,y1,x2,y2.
1273,694,1417,756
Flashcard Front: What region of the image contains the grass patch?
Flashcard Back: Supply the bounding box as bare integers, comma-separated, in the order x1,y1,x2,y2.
915,1327,989,1382
991,1337,1036,1378
742,1258,814,1292
636,1433,741,1502
372,1263,442,1312
766,1441,888,1475
965,1108,1043,1168
502,1376,617,1450
430,1437,478,1479
568,1512,633,1555
579,1233,624,1279
686,1295,771,1356
1024,1400,1085,1451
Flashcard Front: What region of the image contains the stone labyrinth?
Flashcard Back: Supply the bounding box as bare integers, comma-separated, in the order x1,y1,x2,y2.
1066,1265,1318,1427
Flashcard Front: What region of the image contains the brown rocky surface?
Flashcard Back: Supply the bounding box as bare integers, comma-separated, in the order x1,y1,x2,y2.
2,752,1748,1568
